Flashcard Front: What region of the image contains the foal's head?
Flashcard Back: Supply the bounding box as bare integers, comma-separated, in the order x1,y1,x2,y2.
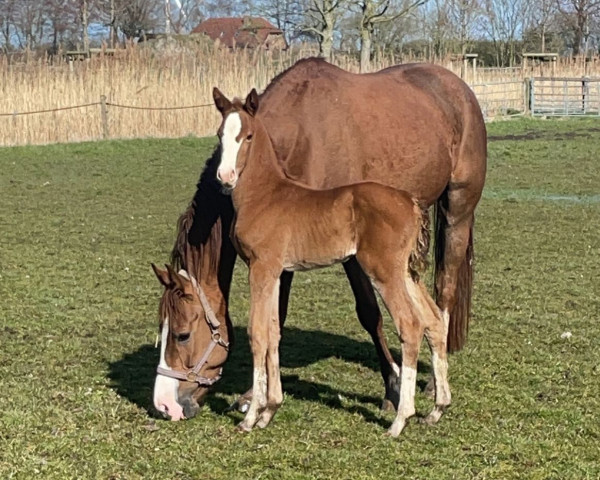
151,264,229,421
212,87,260,189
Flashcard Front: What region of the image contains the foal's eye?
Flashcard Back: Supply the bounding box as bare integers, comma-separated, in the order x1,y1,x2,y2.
175,332,191,344
246,133,253,141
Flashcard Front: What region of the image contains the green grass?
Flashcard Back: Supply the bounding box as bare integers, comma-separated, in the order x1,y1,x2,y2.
1,119,600,479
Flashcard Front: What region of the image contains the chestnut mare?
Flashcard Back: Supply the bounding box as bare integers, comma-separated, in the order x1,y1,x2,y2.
213,88,451,436
151,58,486,422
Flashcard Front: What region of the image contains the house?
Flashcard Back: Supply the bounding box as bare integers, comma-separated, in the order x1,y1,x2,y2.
191,17,287,50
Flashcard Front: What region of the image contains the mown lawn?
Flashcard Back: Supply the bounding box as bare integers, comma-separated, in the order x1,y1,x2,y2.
1,118,599,479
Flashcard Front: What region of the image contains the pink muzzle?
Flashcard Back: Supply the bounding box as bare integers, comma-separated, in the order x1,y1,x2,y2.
217,168,237,188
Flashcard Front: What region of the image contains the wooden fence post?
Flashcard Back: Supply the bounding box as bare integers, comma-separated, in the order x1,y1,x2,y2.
100,95,109,139
527,78,534,115
524,78,531,115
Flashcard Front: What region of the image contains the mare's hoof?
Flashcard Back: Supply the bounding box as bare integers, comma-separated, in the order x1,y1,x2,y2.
227,397,251,413
423,377,435,399
381,399,396,412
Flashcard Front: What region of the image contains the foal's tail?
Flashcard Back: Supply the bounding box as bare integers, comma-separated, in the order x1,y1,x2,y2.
433,193,474,353
408,204,431,283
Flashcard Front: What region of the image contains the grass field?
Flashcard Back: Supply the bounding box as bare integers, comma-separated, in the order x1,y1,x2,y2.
1,118,600,479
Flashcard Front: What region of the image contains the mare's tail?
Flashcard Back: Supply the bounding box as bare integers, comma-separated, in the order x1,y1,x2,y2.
433,192,473,353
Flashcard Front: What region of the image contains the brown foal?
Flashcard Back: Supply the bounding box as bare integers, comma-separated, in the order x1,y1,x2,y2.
213,87,451,437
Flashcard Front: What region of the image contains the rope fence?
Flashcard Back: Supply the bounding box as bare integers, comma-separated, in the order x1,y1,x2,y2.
0,96,215,141
0,102,102,117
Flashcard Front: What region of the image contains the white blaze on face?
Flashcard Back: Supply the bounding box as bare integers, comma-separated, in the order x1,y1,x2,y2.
153,317,185,421
218,112,242,187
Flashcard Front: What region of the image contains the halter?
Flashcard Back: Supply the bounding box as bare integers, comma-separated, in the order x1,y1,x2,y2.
156,270,229,386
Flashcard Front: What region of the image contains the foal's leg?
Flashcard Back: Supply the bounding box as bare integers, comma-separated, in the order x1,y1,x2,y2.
369,277,422,437
238,265,280,432
257,289,284,428
417,282,451,425
343,258,401,411
232,271,293,413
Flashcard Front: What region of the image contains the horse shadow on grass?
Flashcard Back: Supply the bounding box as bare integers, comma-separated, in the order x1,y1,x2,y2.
107,326,431,428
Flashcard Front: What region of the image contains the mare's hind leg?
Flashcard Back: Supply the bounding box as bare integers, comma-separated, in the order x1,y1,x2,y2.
436,183,482,353
424,187,480,396
343,258,401,411
231,271,294,413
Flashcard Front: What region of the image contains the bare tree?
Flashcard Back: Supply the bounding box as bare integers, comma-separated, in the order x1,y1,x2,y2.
250,0,306,41
0,0,18,50
302,0,347,60
166,0,205,33
44,0,79,52
481,0,531,66
357,0,429,72
524,0,556,52
557,0,600,56
12,0,47,49
420,0,452,58
447,0,482,54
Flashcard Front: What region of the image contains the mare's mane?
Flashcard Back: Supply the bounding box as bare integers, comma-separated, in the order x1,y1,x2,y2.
170,145,226,283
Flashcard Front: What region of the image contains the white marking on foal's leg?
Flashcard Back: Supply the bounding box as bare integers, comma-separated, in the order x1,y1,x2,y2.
392,362,401,378
239,367,267,431
219,113,242,185
388,366,417,437
442,308,450,333
425,350,451,425
153,318,184,421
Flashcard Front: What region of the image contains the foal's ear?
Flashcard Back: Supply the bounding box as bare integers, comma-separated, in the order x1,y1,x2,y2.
245,89,259,116
213,87,232,115
151,263,171,288
166,264,187,292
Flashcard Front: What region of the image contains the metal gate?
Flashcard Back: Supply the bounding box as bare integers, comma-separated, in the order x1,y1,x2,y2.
530,77,600,116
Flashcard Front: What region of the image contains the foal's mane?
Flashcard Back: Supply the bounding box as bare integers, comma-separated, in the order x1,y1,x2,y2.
170,145,225,283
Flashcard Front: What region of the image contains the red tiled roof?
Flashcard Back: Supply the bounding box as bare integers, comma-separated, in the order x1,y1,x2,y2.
191,17,284,49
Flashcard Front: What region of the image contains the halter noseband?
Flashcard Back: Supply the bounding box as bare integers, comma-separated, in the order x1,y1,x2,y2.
156,270,229,386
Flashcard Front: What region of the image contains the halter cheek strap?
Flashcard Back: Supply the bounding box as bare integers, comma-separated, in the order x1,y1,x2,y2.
156,270,229,386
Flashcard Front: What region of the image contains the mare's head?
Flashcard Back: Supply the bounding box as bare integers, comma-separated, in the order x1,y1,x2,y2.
151,264,230,421
212,87,260,189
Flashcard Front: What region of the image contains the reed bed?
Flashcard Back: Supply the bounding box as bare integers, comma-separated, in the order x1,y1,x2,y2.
0,43,320,146
3,42,600,146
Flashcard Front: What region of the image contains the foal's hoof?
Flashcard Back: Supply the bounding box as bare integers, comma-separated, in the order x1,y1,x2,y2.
386,418,408,438
236,421,253,433
422,406,446,426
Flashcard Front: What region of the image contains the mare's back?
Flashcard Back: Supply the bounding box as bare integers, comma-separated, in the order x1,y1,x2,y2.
258,58,483,201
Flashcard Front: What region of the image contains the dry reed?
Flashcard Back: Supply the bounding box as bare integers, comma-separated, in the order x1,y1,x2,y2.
2,42,600,146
